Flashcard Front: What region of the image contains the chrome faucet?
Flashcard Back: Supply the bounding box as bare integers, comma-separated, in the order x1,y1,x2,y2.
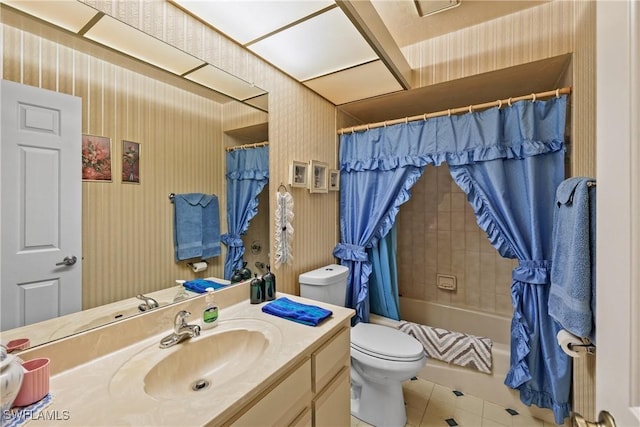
136,294,160,311
159,310,201,349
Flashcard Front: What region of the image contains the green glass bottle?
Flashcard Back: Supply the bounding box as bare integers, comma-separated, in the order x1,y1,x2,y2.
263,264,276,301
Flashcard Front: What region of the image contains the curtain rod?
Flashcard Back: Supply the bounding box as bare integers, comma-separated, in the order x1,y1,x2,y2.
337,87,572,135
225,141,269,152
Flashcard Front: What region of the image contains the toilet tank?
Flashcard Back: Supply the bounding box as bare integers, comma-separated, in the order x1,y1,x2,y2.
299,264,349,307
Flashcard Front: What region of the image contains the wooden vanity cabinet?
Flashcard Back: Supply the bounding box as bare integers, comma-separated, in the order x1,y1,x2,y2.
225,323,351,427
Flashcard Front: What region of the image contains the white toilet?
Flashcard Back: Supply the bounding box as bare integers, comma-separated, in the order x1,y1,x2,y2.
299,264,427,427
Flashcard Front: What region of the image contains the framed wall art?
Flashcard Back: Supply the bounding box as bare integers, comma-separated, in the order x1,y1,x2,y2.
289,160,308,188
329,169,340,191
122,140,140,184
309,160,328,193
82,134,112,182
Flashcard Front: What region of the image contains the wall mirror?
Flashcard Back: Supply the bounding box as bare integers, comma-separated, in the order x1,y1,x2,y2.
0,1,269,350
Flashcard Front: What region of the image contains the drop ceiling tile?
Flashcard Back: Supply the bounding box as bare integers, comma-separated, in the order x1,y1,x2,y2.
172,0,334,45
184,64,267,101
304,60,403,105
249,7,378,81
3,0,100,33
84,14,204,76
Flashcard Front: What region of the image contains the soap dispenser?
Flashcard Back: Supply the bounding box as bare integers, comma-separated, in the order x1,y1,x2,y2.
201,287,219,329
173,280,190,302
250,274,263,304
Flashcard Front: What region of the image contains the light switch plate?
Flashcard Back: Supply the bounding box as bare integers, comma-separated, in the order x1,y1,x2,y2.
437,274,457,291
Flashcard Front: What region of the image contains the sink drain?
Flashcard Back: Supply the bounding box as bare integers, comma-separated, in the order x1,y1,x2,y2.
191,379,210,391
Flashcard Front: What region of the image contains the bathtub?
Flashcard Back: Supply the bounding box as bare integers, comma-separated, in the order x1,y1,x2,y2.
371,297,556,424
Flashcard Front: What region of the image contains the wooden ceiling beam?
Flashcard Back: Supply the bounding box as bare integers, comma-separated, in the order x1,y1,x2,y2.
336,0,413,90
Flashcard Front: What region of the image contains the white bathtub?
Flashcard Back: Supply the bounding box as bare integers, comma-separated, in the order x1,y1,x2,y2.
371,297,556,424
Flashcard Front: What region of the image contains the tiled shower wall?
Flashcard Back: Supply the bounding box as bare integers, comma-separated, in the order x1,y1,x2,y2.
397,165,518,318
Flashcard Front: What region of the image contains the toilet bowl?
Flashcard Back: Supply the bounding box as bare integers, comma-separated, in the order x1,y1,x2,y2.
299,265,427,427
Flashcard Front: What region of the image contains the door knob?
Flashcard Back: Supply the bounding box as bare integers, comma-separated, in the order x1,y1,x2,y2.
572,411,616,427
55,255,77,266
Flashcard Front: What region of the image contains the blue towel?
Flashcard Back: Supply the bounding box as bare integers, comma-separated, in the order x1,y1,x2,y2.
183,279,227,293
549,177,597,343
262,297,333,326
173,193,221,261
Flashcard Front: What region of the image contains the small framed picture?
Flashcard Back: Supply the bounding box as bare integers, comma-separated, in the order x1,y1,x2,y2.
309,160,328,193
329,169,340,191
122,140,140,184
82,134,112,182
289,160,308,188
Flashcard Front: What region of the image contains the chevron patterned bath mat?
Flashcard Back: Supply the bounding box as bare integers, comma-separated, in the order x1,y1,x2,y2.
399,321,493,374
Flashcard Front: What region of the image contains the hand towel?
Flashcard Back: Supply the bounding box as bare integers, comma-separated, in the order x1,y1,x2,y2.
173,193,221,261
183,279,227,294
261,297,332,326
549,177,597,343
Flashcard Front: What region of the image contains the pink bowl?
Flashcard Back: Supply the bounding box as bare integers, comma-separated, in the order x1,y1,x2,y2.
13,358,50,407
6,338,30,352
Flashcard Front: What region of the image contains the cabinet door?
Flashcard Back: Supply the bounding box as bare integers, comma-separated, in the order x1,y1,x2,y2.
289,407,312,427
232,359,311,427
312,327,350,393
313,366,350,427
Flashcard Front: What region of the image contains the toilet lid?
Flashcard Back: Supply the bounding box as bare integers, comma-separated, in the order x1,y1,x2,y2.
351,323,425,362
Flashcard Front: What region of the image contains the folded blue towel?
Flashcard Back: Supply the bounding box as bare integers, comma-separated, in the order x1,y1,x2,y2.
549,177,597,343
173,193,221,261
183,279,227,294
262,297,333,326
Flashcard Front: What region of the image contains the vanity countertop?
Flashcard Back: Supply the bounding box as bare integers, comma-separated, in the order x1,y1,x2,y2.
20,293,353,426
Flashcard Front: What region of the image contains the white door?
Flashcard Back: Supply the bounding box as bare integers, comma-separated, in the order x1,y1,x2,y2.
1,80,82,330
593,1,640,427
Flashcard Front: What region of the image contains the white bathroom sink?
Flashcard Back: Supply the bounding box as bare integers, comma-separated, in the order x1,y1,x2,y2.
109,319,281,401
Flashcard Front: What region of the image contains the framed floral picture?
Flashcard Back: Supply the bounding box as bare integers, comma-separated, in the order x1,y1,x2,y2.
329,169,340,191
82,134,112,181
122,140,140,184
289,160,308,188
309,160,328,193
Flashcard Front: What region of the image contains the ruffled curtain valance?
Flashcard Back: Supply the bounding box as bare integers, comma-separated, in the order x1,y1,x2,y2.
339,95,566,172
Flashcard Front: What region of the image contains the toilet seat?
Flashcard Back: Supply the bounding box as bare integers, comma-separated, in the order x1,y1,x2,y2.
351,322,425,362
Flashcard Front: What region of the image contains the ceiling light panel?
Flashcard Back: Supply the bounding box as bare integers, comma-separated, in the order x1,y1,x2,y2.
172,0,334,45
2,0,100,33
249,7,378,82
83,14,203,76
184,65,266,101
304,60,403,105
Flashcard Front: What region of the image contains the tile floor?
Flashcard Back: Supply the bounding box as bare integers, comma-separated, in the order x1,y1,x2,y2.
350,378,557,427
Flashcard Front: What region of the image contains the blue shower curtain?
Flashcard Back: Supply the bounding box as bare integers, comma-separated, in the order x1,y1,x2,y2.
333,95,570,421
449,153,570,423
368,223,400,320
333,166,424,323
221,146,268,280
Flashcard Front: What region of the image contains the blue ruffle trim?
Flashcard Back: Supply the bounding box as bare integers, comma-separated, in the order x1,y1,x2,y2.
448,166,517,259
226,170,269,180
518,385,571,424
341,139,564,172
